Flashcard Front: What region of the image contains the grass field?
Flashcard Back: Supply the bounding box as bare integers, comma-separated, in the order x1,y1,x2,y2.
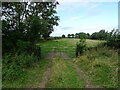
37,38,103,47
3,38,118,88
37,38,104,58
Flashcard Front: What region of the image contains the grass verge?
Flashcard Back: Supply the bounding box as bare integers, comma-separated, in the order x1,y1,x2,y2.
75,47,118,88
3,60,49,88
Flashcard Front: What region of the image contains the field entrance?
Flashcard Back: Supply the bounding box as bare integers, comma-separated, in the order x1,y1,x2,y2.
41,47,76,59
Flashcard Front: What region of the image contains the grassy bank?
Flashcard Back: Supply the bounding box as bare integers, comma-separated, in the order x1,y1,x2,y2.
75,47,118,88
3,60,49,88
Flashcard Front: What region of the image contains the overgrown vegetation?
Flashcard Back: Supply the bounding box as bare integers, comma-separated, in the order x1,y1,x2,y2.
2,1,59,83
106,29,120,49
75,46,118,88
3,60,49,88
2,2,119,88
76,34,87,57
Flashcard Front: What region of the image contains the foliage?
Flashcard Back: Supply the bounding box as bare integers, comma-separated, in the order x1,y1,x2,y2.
76,36,86,56
2,2,59,81
67,32,90,39
3,60,49,88
2,2,59,53
106,29,120,49
62,34,65,38
54,37,62,39
75,46,118,88
16,40,41,58
2,53,37,81
91,30,108,40
67,34,71,38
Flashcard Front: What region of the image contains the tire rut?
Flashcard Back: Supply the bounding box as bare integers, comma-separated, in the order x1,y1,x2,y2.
38,63,51,88
35,52,102,88
68,61,102,88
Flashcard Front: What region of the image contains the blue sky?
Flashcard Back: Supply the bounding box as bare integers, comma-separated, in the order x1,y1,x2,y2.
50,1,118,36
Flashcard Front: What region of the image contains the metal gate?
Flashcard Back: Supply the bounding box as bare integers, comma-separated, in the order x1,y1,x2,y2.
41,47,76,59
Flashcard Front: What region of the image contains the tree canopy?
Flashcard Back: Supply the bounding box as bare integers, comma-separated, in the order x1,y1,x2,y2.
2,2,60,53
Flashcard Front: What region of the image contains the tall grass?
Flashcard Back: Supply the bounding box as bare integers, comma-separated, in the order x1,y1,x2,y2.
3,60,49,88
75,47,118,88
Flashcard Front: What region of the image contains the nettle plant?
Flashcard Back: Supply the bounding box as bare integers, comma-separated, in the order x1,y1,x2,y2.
76,35,86,57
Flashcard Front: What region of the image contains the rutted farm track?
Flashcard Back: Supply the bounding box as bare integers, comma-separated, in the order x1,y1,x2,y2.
35,52,101,88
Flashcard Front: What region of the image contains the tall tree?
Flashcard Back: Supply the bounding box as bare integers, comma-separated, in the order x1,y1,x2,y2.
68,34,71,38
62,34,65,38
71,34,74,38
2,2,59,53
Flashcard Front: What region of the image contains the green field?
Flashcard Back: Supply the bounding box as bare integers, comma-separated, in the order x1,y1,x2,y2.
3,38,118,88
37,38,103,47
37,38,104,58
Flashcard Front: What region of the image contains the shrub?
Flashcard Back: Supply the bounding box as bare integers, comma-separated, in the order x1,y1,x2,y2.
76,37,86,57
2,53,37,81
16,40,41,59
106,29,120,49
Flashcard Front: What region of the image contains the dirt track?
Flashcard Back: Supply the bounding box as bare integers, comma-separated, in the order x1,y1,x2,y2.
38,52,102,88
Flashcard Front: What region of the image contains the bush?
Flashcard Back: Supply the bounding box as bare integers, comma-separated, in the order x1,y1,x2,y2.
106,29,120,49
106,39,120,49
76,37,86,57
2,53,37,81
16,40,41,58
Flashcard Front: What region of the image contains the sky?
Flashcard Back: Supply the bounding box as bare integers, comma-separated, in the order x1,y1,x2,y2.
50,1,118,37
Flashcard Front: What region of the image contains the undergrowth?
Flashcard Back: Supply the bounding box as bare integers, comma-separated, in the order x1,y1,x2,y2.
3,60,49,88
75,47,118,88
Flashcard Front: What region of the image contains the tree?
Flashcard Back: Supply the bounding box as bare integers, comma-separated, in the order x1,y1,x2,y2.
91,30,108,40
68,34,71,38
106,29,120,49
75,33,79,38
76,34,86,57
86,33,90,39
91,32,98,39
2,2,59,53
79,32,87,39
62,34,65,38
71,34,74,38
